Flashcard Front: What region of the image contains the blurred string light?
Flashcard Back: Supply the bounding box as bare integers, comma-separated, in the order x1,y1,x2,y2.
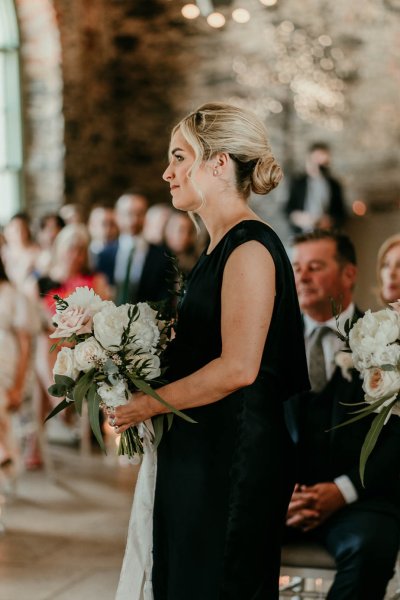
181,0,278,27
230,19,356,130
352,200,367,216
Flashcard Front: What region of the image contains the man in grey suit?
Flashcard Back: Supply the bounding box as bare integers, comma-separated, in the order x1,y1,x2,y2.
97,192,172,305
285,230,400,600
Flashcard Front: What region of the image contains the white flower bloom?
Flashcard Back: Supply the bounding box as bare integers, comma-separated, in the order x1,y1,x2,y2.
129,320,160,353
97,378,129,408
53,347,79,380
93,303,130,350
127,352,161,380
349,309,400,370
61,286,106,315
74,337,108,372
371,345,400,368
137,302,158,323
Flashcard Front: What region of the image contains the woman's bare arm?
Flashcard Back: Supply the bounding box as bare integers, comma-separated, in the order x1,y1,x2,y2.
114,241,276,430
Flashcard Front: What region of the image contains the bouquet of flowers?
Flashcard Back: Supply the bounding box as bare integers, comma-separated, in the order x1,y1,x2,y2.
46,286,194,458
334,300,400,483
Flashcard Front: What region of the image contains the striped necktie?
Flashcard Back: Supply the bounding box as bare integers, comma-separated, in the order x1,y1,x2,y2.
116,244,135,305
308,326,331,392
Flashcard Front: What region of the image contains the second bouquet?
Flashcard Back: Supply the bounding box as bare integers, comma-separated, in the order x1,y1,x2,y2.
46,286,194,458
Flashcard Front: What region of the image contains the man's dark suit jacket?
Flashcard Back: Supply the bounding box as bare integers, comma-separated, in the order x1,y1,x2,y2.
284,173,347,234
284,311,400,520
96,238,172,304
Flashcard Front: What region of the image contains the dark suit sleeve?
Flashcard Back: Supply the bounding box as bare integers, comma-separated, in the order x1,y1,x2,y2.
344,413,400,499
96,241,118,285
328,177,347,226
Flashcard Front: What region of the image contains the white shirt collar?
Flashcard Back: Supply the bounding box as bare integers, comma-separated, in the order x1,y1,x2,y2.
304,302,355,339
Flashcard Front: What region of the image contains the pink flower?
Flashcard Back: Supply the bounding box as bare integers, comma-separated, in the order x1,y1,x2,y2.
50,305,93,338
389,300,400,314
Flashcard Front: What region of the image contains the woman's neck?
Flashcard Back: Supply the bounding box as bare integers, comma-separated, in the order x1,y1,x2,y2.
198,199,260,254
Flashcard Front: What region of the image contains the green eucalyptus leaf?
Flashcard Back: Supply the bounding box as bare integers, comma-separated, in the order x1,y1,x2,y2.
104,359,119,375
152,415,164,449
54,374,75,389
87,386,106,453
167,413,174,431
328,396,390,431
48,384,67,398
73,369,96,415
360,401,395,486
128,376,196,424
380,364,397,372
44,398,72,422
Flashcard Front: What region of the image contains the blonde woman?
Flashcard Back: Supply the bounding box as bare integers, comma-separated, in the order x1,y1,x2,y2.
112,103,309,599
376,233,400,305
0,256,31,476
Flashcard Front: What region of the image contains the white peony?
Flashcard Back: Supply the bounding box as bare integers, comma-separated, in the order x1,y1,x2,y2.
127,303,161,353
74,337,108,372
61,286,106,315
53,347,79,380
97,378,130,408
129,320,160,353
137,302,158,323
349,309,400,370
127,352,161,380
93,303,130,350
371,344,400,368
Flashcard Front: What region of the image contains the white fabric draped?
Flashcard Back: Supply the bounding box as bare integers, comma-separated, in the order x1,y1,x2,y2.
116,420,157,600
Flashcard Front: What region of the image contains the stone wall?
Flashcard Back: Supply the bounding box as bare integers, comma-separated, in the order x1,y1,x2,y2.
16,0,64,217
52,0,196,216
15,0,400,222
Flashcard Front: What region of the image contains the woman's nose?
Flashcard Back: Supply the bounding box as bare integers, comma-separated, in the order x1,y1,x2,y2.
162,165,173,181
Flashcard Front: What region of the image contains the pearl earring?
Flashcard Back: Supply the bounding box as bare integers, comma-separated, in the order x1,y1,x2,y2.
213,168,219,176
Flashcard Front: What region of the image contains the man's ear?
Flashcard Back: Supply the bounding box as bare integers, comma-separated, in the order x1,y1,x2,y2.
342,263,357,290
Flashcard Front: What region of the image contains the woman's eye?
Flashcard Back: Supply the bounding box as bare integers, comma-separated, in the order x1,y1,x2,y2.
175,154,184,162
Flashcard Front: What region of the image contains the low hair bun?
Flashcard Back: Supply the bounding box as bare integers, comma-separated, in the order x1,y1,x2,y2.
251,155,283,195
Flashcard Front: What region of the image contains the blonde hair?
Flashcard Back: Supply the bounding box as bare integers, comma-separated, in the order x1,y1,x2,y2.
52,223,90,268
172,102,283,199
376,233,400,304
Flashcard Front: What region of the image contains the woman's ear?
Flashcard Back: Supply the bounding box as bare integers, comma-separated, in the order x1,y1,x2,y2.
213,152,229,169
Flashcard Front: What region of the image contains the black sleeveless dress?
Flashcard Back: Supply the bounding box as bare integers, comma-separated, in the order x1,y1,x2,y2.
152,220,309,600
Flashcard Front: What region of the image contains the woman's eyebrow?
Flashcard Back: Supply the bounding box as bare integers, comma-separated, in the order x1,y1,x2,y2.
171,147,184,155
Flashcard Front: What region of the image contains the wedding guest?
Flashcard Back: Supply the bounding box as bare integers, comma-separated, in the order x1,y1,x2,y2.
87,205,118,270
376,233,400,304
164,210,198,275
26,224,111,467
2,212,40,289
96,192,172,305
285,229,400,600
0,256,31,477
142,202,173,246
37,223,110,313
284,143,347,234
110,102,309,599
58,203,84,225
34,213,65,277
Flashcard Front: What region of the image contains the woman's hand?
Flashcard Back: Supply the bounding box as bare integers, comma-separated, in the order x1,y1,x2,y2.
7,387,23,412
107,392,155,433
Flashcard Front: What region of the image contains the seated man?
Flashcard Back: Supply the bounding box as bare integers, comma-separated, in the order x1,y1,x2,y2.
285,229,400,600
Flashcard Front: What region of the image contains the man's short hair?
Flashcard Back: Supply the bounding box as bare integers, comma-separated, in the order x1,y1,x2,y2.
308,142,330,153
292,229,357,266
